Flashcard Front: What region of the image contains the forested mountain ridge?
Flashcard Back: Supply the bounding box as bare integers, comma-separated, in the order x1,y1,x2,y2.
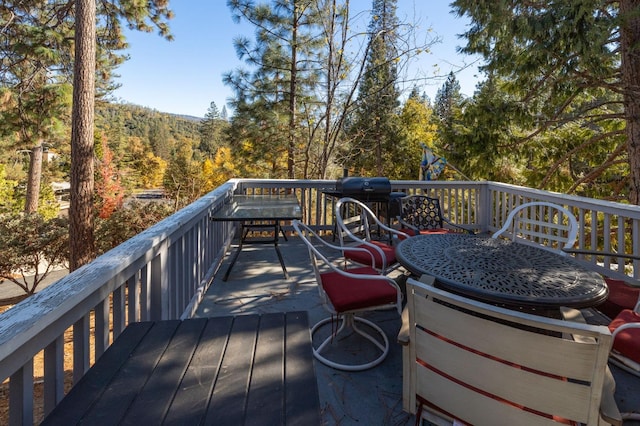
96,102,203,155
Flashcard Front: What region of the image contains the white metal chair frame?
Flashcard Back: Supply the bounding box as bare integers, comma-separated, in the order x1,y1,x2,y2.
293,219,402,371
335,197,409,274
492,201,578,254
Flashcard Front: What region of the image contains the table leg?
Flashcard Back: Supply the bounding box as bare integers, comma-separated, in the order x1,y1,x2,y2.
274,221,289,279
222,221,290,281
222,224,249,281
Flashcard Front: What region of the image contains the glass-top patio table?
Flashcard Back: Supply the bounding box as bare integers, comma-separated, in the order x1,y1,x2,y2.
210,194,302,281
395,233,609,310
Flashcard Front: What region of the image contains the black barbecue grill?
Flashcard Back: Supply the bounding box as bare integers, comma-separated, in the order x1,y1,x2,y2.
333,176,392,202
323,177,405,238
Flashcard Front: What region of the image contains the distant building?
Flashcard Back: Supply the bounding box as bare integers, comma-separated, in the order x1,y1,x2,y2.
43,150,58,163
51,182,70,202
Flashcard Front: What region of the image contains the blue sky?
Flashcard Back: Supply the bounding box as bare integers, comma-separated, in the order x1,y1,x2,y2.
112,1,482,118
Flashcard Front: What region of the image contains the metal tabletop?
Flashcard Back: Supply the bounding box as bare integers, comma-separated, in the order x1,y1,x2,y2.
210,194,302,281
395,233,608,308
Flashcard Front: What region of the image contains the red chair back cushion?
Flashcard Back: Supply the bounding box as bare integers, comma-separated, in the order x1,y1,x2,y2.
397,228,451,239
344,241,396,269
608,309,640,365
320,266,397,313
599,278,640,319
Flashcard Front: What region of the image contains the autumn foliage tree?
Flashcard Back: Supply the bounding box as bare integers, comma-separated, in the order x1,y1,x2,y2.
95,134,125,219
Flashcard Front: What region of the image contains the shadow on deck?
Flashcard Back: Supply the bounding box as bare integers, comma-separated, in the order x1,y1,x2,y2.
194,236,640,426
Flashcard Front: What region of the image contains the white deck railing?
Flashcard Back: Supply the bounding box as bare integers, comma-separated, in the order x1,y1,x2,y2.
1,178,639,424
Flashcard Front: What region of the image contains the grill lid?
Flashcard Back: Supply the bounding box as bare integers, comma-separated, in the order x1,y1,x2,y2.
335,177,391,201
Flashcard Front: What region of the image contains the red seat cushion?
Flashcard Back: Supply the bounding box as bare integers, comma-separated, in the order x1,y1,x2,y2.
320,266,397,313
599,278,640,319
344,240,396,269
608,309,640,365
398,228,453,239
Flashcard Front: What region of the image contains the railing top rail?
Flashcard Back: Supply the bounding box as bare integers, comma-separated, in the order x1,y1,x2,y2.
0,183,235,377
486,181,640,217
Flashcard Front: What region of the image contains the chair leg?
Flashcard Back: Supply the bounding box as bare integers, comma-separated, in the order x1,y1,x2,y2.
311,314,389,371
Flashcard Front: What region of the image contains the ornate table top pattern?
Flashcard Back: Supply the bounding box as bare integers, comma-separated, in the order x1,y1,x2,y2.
395,234,608,308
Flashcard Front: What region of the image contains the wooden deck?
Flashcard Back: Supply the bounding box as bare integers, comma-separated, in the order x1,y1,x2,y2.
41,311,320,426
39,235,640,425
194,236,640,425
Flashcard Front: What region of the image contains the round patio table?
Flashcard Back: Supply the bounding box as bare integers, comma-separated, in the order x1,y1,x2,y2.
395,233,608,309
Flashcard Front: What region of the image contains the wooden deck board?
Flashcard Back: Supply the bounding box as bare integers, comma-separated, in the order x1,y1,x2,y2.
119,318,207,425
80,320,180,425
40,321,155,425
205,314,259,424
285,311,322,425
245,313,285,424
42,312,320,425
163,316,234,425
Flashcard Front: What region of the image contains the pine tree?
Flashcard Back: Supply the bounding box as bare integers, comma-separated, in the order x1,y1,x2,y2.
434,72,463,123
434,71,464,154
345,0,401,176
0,1,75,214
452,0,640,204
69,0,173,269
199,101,228,156
69,0,98,270
226,0,324,179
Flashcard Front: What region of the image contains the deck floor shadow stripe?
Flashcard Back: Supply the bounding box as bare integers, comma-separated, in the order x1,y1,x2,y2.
245,312,286,425
163,316,234,425
79,320,181,426
39,322,154,426
120,318,208,425
204,314,260,425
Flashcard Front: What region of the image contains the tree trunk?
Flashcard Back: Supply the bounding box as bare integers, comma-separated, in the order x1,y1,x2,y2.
620,0,640,205
288,3,298,179
375,120,383,175
69,0,96,271
24,141,43,214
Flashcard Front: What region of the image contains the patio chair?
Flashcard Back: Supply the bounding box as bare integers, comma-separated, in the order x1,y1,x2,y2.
561,249,640,389
562,249,640,320
335,197,410,274
492,201,578,254
608,299,640,374
397,194,473,236
399,275,621,426
293,219,402,371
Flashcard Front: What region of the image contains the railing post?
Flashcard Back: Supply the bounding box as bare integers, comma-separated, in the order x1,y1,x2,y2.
9,362,33,426
150,242,170,320
73,314,90,384
477,182,492,233
43,336,64,416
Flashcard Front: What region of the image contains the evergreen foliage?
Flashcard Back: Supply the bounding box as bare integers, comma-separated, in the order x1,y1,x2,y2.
451,0,640,203
226,0,325,179
344,0,402,176
199,101,229,156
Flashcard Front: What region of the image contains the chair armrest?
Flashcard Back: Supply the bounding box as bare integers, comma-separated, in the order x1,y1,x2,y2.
442,216,475,234
397,307,410,345
396,216,420,234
